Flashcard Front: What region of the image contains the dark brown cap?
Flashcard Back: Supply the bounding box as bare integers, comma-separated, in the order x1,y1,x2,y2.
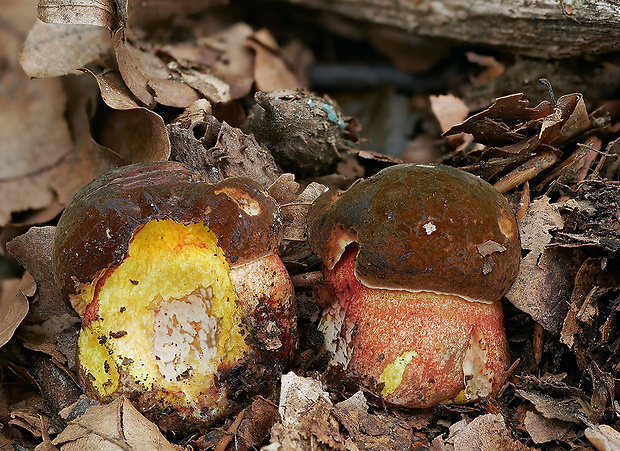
53,161,282,297
307,163,521,303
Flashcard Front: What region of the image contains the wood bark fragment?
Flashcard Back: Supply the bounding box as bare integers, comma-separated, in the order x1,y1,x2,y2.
278,0,620,58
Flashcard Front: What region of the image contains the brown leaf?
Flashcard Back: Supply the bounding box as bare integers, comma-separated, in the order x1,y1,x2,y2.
523,411,576,444
333,391,413,450
234,397,279,450
506,196,577,333
515,389,588,424
0,72,71,179
52,397,179,451
517,195,564,252
96,107,171,163
268,173,300,205
435,414,532,451
37,0,117,30
507,246,584,334
20,20,111,78
1,0,39,65
280,182,327,242
194,23,255,100
0,69,122,226
83,69,141,110
444,93,553,147
176,68,231,104
6,226,72,324
114,29,200,108
0,278,29,348
430,94,469,134
267,372,345,450
248,29,301,92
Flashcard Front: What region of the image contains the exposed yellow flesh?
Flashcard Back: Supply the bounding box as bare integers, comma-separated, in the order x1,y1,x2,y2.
75,219,248,402
379,350,418,396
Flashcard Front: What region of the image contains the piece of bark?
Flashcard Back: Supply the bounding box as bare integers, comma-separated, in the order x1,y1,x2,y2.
277,0,620,58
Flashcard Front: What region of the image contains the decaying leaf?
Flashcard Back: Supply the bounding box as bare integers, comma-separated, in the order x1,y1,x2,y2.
20,20,111,78
268,372,344,450
52,397,179,451
506,196,579,333
114,29,200,108
523,410,576,444
6,226,71,323
248,29,301,92
83,69,140,110
332,391,413,450
37,0,117,29
430,414,531,451
0,278,29,348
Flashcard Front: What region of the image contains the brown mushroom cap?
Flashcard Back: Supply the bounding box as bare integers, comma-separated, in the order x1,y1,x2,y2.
307,163,521,303
53,161,283,297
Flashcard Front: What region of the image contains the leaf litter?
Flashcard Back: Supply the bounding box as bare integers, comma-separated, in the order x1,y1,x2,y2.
1,0,620,450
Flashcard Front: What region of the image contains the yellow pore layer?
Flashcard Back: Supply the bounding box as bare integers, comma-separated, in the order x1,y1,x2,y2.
75,219,248,403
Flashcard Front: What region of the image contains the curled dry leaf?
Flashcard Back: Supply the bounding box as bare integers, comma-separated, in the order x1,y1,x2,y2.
444,92,591,170
52,397,179,451
19,20,112,78
114,29,200,109
0,65,123,226
6,226,73,323
514,389,588,424
37,0,117,29
83,69,141,110
194,23,255,100
0,278,29,348
332,391,413,450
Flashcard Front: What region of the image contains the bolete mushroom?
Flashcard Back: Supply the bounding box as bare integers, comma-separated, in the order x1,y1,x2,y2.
307,163,520,408
53,161,295,432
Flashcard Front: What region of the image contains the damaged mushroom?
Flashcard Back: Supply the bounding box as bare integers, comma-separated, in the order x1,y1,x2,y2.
52,161,295,432
307,163,520,408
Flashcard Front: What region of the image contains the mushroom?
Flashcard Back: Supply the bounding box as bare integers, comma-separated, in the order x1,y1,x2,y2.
307,163,520,407
53,161,295,432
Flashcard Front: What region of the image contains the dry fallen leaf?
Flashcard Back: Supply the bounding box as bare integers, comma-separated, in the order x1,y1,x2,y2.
6,226,72,323
248,29,301,92
37,0,117,29
505,196,581,333
20,20,111,78
0,278,29,348
114,29,200,108
431,414,531,451
52,397,179,451
430,94,469,134
523,410,576,444
267,372,345,450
